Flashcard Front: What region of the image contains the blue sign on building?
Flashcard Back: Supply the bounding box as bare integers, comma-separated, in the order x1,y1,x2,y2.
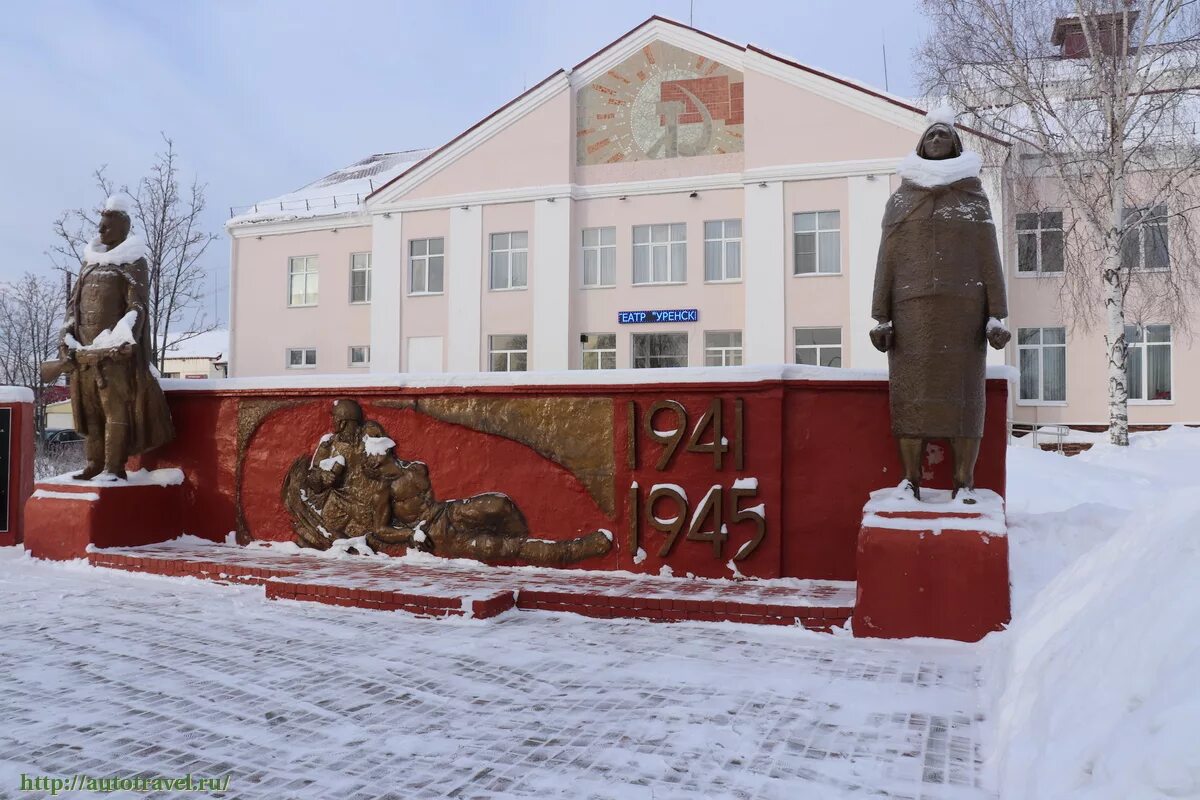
617,308,699,325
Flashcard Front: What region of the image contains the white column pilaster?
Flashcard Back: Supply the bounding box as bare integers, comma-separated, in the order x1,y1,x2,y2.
743,180,787,364
532,197,571,371
847,174,892,369
369,212,403,373
447,205,483,372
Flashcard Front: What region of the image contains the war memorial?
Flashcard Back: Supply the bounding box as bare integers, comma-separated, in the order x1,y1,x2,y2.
3,114,1014,643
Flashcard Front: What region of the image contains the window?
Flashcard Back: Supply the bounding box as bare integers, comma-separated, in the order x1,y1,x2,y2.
633,223,686,284
794,211,841,275
410,238,445,294
582,228,616,287
288,256,318,306
348,346,370,368
705,331,743,366
704,219,742,282
1121,205,1169,271
286,348,317,369
349,252,371,303
1016,212,1064,274
489,334,528,372
581,333,616,369
1126,324,1172,401
490,232,528,290
632,333,688,369
794,328,842,367
1017,327,1066,402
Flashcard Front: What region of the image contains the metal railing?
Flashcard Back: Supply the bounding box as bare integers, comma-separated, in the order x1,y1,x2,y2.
229,183,376,219
1009,420,1070,453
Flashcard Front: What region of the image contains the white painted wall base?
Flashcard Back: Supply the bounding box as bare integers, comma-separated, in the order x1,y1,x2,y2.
407,336,445,373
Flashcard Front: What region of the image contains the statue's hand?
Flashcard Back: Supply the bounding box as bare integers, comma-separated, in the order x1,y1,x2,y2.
869,322,894,353
986,318,1011,350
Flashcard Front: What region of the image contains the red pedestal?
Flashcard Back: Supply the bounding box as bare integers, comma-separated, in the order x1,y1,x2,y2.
1,396,35,548
853,487,1010,642
23,469,187,561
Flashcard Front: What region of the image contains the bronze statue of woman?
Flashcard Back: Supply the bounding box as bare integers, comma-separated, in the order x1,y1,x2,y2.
870,109,1010,503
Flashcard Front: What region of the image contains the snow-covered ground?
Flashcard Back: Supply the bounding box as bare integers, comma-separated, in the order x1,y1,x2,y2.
989,426,1200,799
0,426,1196,799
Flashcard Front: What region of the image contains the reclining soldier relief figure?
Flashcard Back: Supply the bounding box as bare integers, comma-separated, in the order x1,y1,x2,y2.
282,400,613,566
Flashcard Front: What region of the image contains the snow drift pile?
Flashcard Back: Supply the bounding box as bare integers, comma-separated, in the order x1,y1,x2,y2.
990,427,1200,799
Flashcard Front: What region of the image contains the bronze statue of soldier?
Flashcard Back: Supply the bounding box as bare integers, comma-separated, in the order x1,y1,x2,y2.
870,113,1010,503
49,195,174,480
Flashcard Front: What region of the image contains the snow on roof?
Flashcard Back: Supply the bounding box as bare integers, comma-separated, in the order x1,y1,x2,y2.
163,329,229,361
228,149,431,227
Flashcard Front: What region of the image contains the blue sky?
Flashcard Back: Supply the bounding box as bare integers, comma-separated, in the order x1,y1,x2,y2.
0,0,930,323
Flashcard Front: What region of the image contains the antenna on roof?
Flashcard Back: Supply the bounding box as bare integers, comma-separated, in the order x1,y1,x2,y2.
690,0,694,26
881,30,890,93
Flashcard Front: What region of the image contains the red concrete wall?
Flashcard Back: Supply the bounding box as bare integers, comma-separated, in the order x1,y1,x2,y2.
1,400,35,547
139,377,1009,581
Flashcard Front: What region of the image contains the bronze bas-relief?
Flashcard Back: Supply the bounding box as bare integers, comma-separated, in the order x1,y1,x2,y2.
282,400,613,566
870,123,1010,501
50,200,174,479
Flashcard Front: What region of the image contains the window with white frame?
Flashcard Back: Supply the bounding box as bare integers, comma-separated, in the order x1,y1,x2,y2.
632,223,686,284
287,256,318,306
286,348,316,369
349,252,371,303
348,346,370,368
489,232,528,290
1125,324,1172,401
1017,327,1066,402
582,227,616,287
632,332,688,368
1121,205,1169,271
794,327,842,367
704,219,742,281
410,238,445,294
794,211,841,275
489,334,528,372
581,333,616,370
1016,212,1064,274
704,331,742,366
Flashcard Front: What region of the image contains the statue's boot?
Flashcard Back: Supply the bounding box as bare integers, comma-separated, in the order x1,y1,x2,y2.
74,435,105,480
517,529,613,566
104,425,129,480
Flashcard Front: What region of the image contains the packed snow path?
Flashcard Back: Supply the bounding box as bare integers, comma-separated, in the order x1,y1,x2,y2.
0,553,990,799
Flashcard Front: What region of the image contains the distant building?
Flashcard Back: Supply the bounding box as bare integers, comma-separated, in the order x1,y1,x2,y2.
161,330,229,379
225,15,1199,429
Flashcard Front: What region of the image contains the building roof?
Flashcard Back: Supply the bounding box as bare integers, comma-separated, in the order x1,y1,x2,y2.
228,149,431,227
163,329,229,362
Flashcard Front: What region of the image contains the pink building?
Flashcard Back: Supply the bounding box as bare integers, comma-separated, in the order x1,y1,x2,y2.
226,16,1200,428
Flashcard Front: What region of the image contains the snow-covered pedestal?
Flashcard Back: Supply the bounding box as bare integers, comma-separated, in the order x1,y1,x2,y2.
853,487,1010,642
24,469,187,560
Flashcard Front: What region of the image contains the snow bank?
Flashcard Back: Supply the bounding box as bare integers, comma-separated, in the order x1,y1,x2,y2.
990,426,1200,798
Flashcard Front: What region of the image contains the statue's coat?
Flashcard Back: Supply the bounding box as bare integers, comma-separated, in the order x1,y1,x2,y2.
872,175,1008,438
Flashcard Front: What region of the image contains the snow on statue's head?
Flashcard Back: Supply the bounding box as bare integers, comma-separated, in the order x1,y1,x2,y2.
916,104,963,161
99,194,134,249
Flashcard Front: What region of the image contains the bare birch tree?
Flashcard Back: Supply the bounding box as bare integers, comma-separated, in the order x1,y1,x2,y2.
0,273,67,432
919,0,1200,445
47,135,218,370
